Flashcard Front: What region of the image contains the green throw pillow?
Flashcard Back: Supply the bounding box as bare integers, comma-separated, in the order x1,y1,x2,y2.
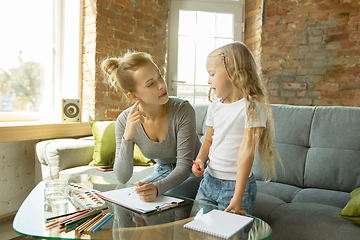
133,144,154,166
88,121,116,166
339,187,360,224
88,121,153,167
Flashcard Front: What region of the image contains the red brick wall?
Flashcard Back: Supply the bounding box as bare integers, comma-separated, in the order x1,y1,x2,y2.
82,0,168,121
244,0,263,63
83,0,360,122
261,0,360,106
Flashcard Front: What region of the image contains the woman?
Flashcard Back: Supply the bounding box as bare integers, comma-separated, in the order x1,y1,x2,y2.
101,51,201,201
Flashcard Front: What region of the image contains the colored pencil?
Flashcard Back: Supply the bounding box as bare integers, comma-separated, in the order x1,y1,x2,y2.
83,214,105,232
86,213,111,232
60,206,108,226
65,216,93,230
91,213,113,232
46,210,90,228
61,210,103,228
89,213,112,232
76,212,103,232
46,209,87,221
58,210,90,224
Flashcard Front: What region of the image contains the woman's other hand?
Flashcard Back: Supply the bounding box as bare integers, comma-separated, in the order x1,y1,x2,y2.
123,101,147,141
135,181,158,202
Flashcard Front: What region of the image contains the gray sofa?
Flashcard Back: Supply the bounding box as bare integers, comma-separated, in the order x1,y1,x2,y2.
36,104,360,239
252,104,360,239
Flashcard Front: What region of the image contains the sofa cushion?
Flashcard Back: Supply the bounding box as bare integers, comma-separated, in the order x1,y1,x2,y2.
265,203,358,240
305,106,360,192
89,121,116,166
253,104,314,186
271,104,314,147
88,121,153,167
252,192,285,222
253,189,359,240
339,187,360,224
263,143,308,187
305,148,360,192
257,181,301,203
133,144,154,166
309,106,360,150
292,188,350,209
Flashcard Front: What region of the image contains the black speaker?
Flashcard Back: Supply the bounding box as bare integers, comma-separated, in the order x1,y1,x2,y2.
62,99,80,122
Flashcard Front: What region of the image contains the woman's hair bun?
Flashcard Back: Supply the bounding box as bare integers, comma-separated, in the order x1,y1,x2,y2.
101,58,121,76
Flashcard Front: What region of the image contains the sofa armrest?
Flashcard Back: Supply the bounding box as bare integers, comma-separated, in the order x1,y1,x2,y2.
36,137,94,180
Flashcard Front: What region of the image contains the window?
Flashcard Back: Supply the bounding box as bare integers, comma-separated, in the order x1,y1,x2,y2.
0,0,82,122
167,0,244,104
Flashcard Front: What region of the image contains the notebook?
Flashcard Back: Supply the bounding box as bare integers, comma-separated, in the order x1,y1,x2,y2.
184,209,254,239
95,186,184,214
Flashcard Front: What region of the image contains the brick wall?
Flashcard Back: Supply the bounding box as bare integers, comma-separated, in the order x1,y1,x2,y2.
82,0,360,121
261,0,360,106
82,0,168,121
244,0,264,63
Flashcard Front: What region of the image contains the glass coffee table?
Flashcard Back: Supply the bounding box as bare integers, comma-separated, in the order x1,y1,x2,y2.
13,173,271,240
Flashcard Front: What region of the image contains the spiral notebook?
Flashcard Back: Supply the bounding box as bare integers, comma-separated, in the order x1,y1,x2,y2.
184,209,253,239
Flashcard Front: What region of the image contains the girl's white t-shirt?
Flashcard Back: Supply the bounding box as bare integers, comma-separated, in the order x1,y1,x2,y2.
206,97,267,180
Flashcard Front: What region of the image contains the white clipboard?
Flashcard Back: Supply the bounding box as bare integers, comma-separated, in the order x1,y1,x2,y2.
96,186,184,214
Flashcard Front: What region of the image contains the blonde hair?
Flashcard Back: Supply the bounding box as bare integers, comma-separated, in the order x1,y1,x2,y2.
208,42,283,181
101,51,154,96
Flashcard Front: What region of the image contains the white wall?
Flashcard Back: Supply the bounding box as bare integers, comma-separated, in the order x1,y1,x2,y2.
0,140,39,217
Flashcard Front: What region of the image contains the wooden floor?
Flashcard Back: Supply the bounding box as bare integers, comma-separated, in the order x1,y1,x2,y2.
0,221,21,240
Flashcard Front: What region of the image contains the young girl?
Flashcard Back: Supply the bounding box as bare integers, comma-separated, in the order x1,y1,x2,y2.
102,51,201,202
192,42,281,215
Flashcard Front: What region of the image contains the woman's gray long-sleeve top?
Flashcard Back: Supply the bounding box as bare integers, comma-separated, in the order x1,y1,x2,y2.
114,97,201,196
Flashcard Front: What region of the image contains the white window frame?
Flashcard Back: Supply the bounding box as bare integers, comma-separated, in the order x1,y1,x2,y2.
0,0,82,122
167,0,245,98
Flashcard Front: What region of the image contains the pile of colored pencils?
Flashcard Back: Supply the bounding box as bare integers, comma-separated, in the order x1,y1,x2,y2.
45,207,113,233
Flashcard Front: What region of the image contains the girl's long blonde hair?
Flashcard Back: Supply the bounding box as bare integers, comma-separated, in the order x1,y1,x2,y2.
208,42,283,181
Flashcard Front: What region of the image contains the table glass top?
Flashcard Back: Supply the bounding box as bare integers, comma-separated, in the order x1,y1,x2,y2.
13,173,271,240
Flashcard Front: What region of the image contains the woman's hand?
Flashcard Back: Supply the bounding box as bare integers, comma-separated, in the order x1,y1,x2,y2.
135,181,158,202
192,159,205,177
225,196,247,215
131,213,147,227
123,101,147,141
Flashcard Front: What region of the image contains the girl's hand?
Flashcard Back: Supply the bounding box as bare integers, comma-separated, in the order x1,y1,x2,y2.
192,159,205,177
225,196,247,215
123,101,147,141
135,181,157,202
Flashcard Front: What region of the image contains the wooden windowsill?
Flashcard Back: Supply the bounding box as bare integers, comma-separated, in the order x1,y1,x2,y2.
0,121,92,143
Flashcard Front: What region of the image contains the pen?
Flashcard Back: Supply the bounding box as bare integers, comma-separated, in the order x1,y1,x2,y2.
128,170,170,196
193,160,201,171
